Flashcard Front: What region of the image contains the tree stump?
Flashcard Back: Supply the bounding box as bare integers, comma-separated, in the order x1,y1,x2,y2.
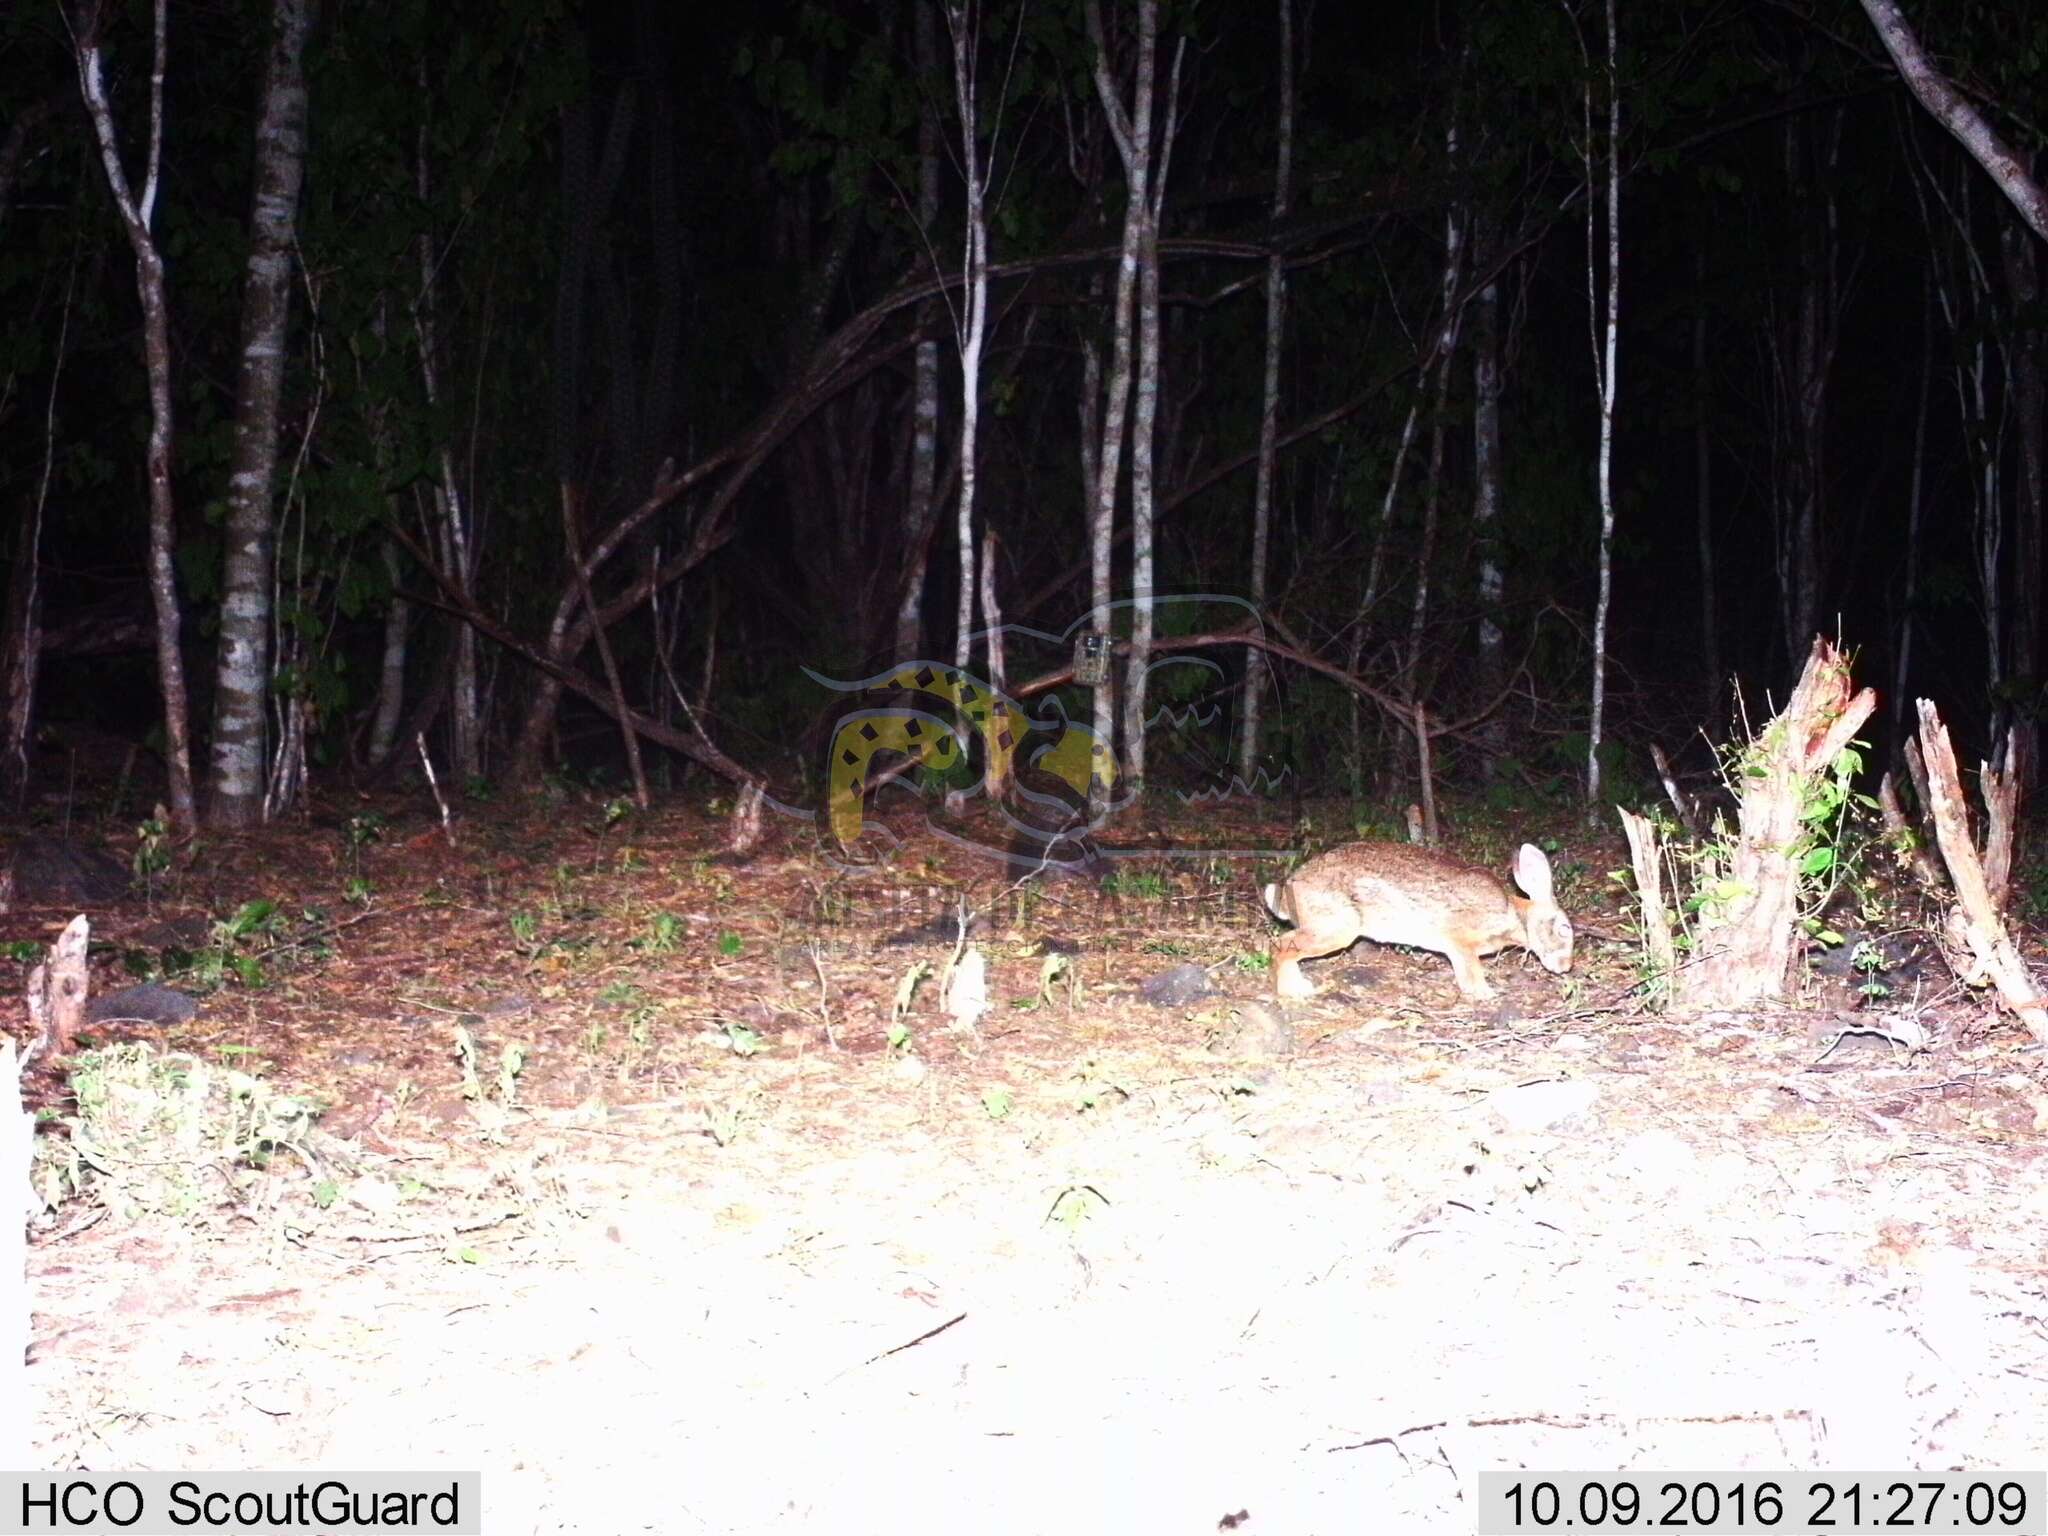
24,912,90,1063
1684,638,1876,1010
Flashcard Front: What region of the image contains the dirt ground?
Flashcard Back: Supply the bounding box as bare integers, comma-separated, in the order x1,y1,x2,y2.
16,797,2048,1535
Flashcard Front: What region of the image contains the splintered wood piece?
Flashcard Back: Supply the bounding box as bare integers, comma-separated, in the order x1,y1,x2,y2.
1904,737,1935,836
727,780,765,856
24,912,90,1063
1617,806,1676,989
1915,699,2048,1047
1980,742,2022,907
1876,770,1945,888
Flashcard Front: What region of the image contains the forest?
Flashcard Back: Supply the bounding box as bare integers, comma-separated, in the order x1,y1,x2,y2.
0,0,2039,846
9,0,2048,1512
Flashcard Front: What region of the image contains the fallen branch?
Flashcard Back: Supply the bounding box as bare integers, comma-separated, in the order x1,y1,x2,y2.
1649,742,1700,836
415,733,457,848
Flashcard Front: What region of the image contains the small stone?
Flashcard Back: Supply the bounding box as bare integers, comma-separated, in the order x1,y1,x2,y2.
1208,1002,1296,1059
1139,962,1214,1007
84,983,198,1028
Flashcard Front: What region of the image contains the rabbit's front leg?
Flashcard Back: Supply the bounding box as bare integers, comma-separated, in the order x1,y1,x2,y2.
1444,944,1497,1001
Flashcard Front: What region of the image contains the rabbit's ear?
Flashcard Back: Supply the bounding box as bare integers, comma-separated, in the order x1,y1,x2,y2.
1513,843,1554,901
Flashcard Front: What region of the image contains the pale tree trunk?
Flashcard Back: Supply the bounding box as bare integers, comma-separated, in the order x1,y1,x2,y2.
73,0,198,831
1891,272,1933,760
1239,0,1294,786
979,527,1006,705
1079,315,1113,810
897,0,944,662
413,108,482,782
1125,233,1158,798
1692,249,1720,720
1405,150,1464,701
1084,0,1145,816
1123,23,1184,799
1091,0,1177,802
1583,0,1621,811
1472,267,1506,775
209,0,313,828
1859,0,2048,242
945,0,993,795
2000,221,2043,788
368,540,409,767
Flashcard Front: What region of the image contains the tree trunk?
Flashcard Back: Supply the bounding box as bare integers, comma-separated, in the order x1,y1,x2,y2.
1117,11,1179,801
0,246,80,809
208,0,313,827
1472,267,1505,776
897,0,944,663
1079,314,1113,812
1584,0,1621,811
1905,127,2007,738
1859,0,2048,242
1693,249,1720,721
1891,271,1933,762
1772,111,1842,672
1406,151,1464,705
1239,0,1293,786
2001,221,2043,790
946,0,992,798
414,109,481,782
0,501,43,811
369,541,409,769
1085,0,1146,816
74,0,197,832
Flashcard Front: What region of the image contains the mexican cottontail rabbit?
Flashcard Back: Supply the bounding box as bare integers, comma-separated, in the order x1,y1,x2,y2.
1263,842,1572,1001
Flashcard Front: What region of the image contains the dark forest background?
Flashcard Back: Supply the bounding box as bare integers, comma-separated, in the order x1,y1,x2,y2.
0,0,2042,839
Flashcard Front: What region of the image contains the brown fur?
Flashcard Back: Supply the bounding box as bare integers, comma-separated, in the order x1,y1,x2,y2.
1263,842,1572,1001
